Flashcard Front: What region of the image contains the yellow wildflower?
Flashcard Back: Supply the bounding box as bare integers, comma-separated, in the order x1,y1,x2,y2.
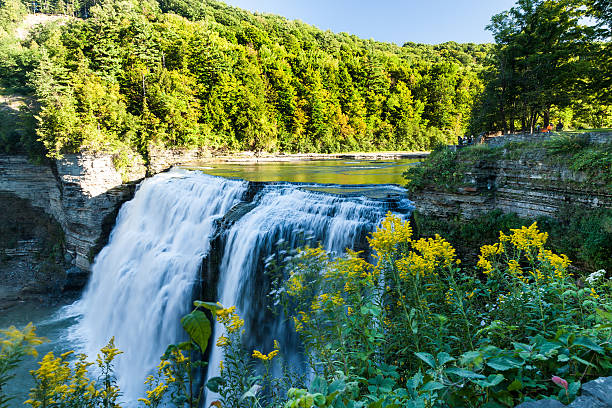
252,348,279,361
368,212,413,256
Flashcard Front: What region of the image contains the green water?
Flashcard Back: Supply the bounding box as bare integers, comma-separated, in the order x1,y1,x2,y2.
185,158,421,185
1,301,78,406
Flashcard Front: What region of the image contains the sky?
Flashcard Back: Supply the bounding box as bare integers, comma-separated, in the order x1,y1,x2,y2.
222,0,519,45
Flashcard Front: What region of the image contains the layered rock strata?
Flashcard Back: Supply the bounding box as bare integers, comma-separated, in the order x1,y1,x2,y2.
411,137,611,220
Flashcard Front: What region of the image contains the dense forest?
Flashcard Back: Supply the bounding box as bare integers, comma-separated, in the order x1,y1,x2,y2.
0,0,609,160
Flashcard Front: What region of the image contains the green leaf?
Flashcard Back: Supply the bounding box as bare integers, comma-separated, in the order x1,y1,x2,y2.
486,357,523,371
328,379,346,394
460,350,484,367
445,367,486,379
437,352,455,366
206,376,224,393
568,381,580,396
474,374,505,388
177,341,193,351
571,355,597,368
507,379,522,391
193,300,222,312
415,352,437,369
421,381,445,392
573,337,604,354
180,310,211,353
596,308,612,321
309,376,328,394
313,393,326,406
241,384,260,401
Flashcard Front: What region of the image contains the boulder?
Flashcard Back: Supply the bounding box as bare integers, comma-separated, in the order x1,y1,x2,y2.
582,377,612,407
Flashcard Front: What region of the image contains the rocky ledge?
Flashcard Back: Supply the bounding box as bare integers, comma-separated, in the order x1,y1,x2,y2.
410,134,611,220
515,377,612,408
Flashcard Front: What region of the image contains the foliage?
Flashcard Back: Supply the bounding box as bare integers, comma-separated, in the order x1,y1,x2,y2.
403,146,462,192
0,0,488,160
470,0,611,134
197,214,610,408
2,216,611,407
25,338,122,408
411,206,612,273
0,323,45,408
205,302,305,408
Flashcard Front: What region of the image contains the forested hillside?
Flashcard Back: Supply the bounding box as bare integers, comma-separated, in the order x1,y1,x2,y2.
0,0,489,159
0,0,609,160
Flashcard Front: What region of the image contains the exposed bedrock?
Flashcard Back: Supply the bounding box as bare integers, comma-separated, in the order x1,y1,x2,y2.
410,135,612,220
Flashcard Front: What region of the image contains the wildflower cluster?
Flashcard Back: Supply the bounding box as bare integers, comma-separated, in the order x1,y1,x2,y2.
25,338,121,408
252,341,280,362
367,212,412,256
215,305,244,334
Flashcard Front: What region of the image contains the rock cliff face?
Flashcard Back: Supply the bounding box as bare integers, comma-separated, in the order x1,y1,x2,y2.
410,135,612,220
0,154,145,272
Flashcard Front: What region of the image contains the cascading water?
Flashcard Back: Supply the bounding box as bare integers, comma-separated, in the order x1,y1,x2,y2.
72,169,247,403
205,184,413,405
67,165,413,406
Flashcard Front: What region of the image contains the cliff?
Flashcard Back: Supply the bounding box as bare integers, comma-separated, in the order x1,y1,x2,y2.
408,132,612,220
0,154,144,273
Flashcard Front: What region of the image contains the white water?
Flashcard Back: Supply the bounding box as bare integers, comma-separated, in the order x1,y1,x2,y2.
64,167,413,406
72,169,247,403
205,184,413,405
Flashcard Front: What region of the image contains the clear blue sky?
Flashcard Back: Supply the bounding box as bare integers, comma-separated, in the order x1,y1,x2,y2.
222,0,519,45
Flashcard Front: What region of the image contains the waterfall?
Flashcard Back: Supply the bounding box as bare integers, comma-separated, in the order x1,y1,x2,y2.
205,184,413,405
69,166,413,406
74,169,247,403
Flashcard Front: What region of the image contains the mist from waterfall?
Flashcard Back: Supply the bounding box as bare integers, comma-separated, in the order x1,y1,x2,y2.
73,169,247,403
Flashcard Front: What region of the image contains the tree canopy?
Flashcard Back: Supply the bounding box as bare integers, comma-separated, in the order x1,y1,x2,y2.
0,0,609,159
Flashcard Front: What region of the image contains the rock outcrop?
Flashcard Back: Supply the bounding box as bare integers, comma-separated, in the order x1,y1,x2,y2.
0,154,145,273
410,135,612,220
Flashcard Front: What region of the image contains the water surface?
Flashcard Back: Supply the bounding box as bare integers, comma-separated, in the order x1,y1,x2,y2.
185,158,420,185
1,301,79,406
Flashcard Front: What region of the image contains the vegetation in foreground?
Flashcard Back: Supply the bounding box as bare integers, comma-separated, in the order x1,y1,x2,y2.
1,214,611,407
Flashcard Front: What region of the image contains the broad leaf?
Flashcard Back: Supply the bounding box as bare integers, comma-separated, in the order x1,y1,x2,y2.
181,310,211,352
415,352,437,369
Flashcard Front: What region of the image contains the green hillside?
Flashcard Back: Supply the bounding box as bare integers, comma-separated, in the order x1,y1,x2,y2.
0,0,609,160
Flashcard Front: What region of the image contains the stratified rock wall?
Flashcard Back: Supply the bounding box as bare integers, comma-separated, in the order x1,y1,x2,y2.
0,154,145,271
410,141,612,220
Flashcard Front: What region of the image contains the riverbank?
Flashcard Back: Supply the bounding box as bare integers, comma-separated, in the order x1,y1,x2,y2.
204,150,430,163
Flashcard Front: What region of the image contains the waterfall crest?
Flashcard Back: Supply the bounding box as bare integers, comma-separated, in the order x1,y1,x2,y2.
74,169,247,402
